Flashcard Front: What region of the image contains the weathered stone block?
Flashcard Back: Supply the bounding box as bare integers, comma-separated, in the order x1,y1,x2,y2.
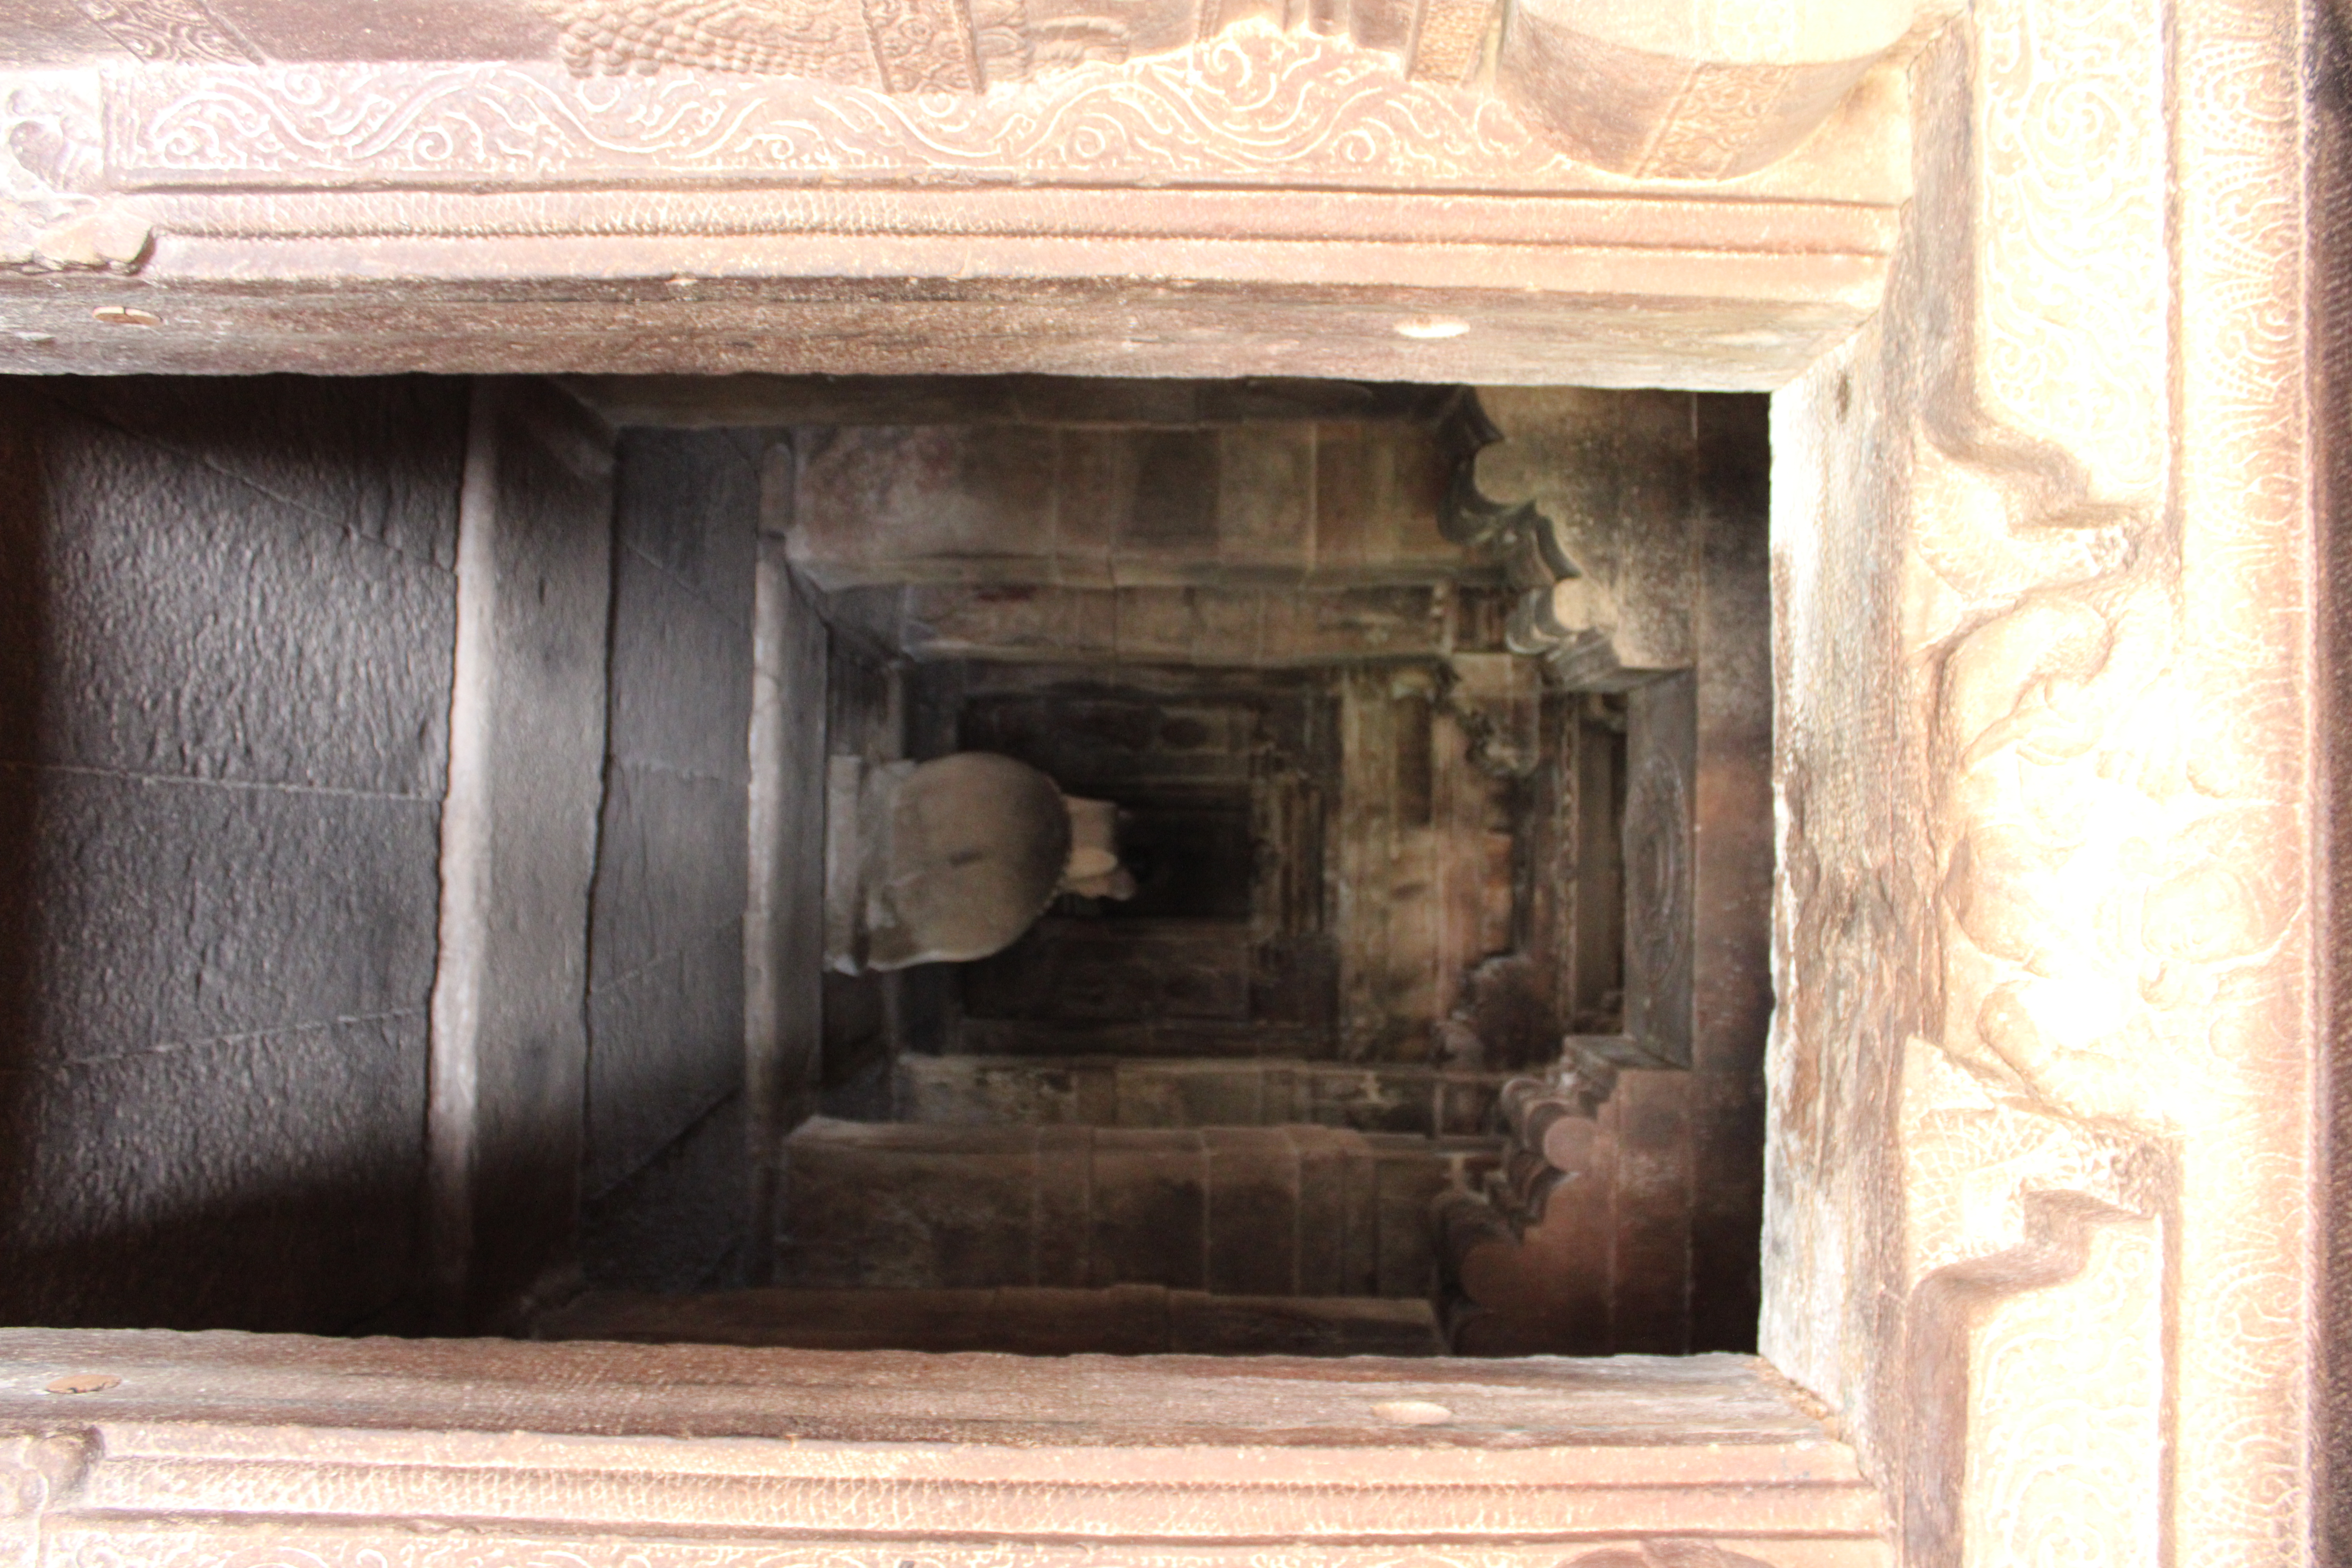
604,563,756,786
1210,426,1316,574
1087,1128,1207,1289
582,1092,748,1293
2,388,458,797
1034,1123,1094,1288
1205,1127,1298,1295
1311,423,1453,581
1372,1140,1452,1298
0,1012,426,1332
1289,1123,1354,1297
797,425,1060,591
783,1121,1040,1290
585,933,744,1197
8,770,441,1068
586,763,747,990
1166,1290,1442,1356
614,428,760,616
41,376,468,571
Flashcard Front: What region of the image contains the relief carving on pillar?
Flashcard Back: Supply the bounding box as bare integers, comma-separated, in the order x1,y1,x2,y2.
0,1431,94,1565
1795,0,2310,1553
2,76,150,274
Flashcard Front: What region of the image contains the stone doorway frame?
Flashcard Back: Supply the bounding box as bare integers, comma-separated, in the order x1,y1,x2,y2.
0,0,2345,1561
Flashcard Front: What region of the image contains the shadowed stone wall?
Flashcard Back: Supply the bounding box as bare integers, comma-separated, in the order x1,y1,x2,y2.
0,375,466,1332
581,427,762,1292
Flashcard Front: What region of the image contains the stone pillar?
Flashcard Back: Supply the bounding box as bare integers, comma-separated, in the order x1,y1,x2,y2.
427,378,615,1332
743,440,828,1283
1765,1,2323,1560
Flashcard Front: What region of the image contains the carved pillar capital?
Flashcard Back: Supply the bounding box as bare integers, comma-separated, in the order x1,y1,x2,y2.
1495,0,1926,178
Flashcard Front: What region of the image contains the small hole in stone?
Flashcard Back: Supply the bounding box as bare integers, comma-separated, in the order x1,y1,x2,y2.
1834,372,1853,419
45,1373,120,1395
1392,316,1469,340
1372,1399,1452,1425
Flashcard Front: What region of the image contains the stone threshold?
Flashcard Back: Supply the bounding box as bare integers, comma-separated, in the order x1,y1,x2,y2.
0,1328,1889,1566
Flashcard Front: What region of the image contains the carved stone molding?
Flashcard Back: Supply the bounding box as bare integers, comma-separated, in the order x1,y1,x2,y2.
0,20,1907,378
1484,1042,1618,1223
1900,1181,2165,1568
8,0,1933,182
98,29,1610,191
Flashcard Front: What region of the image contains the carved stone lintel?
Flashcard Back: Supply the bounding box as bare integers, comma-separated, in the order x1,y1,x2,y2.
100,29,1615,192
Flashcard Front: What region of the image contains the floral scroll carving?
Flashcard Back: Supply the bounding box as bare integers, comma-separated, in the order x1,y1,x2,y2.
499,0,1921,178
102,27,1612,190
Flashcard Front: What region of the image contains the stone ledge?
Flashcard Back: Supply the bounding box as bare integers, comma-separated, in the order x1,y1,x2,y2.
0,1328,1889,1564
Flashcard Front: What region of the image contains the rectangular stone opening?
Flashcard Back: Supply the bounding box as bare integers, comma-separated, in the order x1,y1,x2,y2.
0,372,1768,1362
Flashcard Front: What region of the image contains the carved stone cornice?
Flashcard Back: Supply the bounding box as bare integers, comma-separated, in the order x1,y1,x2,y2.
82,24,1906,196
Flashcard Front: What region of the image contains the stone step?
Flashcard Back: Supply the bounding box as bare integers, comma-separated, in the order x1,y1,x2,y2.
780,1118,1502,1298
533,1284,1442,1356
895,1053,1509,1136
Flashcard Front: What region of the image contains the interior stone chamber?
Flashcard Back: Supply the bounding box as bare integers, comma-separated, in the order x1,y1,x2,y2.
0,375,1771,1359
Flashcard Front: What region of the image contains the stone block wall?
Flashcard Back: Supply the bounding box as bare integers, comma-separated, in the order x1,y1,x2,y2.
581,427,763,1291
790,423,1454,592
895,1055,1506,1137
0,375,468,1332
781,1119,1490,1298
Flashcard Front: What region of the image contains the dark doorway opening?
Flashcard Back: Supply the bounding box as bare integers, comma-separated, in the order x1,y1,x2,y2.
0,374,1769,1359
